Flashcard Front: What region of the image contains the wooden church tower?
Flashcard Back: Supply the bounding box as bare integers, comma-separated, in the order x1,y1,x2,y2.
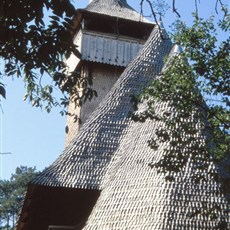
17,0,230,229
64,0,154,145
17,1,155,230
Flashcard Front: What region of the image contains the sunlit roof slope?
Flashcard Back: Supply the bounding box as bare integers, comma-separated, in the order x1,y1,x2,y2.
82,45,230,230
31,26,172,190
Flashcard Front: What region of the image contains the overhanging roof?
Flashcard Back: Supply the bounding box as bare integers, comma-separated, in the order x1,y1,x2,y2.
83,0,151,23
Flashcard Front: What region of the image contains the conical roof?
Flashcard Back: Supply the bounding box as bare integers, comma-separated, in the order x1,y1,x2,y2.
27,17,230,228
83,126,230,229
83,0,151,23
31,26,172,189
82,47,230,229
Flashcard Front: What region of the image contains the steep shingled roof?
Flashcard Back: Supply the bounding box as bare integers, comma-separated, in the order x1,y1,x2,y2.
31,26,172,189
83,124,230,228
82,49,230,229
84,0,150,23
28,7,229,227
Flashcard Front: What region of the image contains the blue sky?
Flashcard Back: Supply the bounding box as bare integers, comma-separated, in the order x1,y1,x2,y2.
0,0,229,180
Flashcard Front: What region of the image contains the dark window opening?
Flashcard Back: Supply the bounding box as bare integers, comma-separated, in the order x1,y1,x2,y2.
81,13,154,40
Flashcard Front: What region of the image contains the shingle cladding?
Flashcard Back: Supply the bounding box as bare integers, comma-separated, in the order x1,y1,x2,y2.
79,42,230,230
30,4,230,227
83,96,230,229
32,27,172,189
80,36,230,230
85,0,150,23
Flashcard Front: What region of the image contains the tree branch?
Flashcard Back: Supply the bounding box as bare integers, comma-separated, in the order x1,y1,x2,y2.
145,0,164,39
172,0,181,17
195,0,199,19
215,0,228,16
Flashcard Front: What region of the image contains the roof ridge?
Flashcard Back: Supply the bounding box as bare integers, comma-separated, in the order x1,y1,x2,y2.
87,0,130,9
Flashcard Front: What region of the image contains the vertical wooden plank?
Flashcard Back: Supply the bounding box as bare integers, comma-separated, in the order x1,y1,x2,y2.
103,37,111,64
117,40,124,66
82,33,91,61
81,31,143,66
111,39,118,65
124,42,131,66
103,38,110,64
97,36,104,63
89,35,96,61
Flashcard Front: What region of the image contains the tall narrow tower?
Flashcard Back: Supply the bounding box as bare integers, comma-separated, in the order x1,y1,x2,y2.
17,1,230,229
17,1,155,230
65,0,154,145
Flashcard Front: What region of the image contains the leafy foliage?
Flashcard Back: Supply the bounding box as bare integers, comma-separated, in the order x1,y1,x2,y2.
0,166,38,229
132,3,230,223
0,0,95,113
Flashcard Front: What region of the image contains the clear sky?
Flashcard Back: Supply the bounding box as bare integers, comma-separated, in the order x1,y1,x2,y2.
0,0,228,180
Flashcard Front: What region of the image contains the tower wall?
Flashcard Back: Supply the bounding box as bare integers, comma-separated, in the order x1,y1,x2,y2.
63,6,152,147
65,63,124,146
